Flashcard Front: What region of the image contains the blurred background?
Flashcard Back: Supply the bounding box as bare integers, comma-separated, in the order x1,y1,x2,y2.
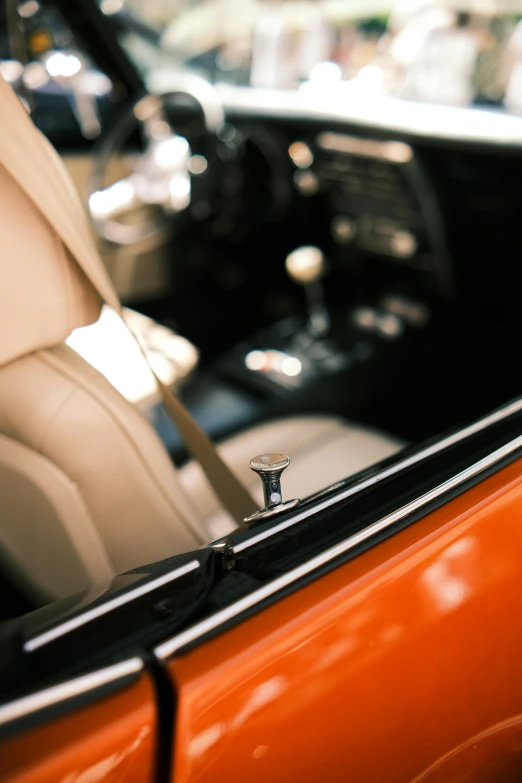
3,0,522,140
106,0,522,112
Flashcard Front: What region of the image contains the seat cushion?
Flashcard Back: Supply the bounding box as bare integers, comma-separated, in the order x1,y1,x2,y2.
179,415,405,540
0,344,209,600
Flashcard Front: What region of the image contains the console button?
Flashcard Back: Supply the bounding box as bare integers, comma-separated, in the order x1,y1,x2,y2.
331,215,357,244
294,169,319,196
390,230,417,259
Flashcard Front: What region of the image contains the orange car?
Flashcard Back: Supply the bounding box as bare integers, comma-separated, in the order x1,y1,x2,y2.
2,2,522,782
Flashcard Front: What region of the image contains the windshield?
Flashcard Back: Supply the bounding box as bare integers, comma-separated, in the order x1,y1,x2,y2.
108,0,522,114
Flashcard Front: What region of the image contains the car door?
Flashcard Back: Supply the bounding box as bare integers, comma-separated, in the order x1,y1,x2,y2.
2,413,522,783
157,456,522,783
0,658,157,783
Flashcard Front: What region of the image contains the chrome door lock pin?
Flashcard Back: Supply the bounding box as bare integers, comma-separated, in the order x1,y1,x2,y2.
244,453,299,527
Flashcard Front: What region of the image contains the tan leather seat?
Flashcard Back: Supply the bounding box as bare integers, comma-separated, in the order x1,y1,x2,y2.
0,78,404,605
0,162,208,603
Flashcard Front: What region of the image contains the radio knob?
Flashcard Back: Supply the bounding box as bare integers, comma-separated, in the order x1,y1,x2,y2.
391,230,417,259
331,215,356,244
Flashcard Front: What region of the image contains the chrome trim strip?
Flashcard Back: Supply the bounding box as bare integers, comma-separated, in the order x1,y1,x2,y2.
233,397,522,554
154,434,522,660
24,560,200,653
0,657,143,728
317,132,413,163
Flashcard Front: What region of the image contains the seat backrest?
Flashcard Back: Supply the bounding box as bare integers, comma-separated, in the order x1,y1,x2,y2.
0,118,207,604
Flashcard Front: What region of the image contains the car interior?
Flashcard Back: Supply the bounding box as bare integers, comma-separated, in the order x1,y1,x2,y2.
1,0,522,622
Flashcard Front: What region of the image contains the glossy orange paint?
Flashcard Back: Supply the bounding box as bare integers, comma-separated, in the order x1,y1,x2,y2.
1,671,156,783
169,458,522,783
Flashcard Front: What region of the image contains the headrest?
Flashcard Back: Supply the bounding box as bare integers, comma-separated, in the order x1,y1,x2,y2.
0,163,102,366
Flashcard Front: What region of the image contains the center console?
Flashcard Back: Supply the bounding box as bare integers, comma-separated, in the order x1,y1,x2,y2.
217,292,429,408
160,127,451,459
214,129,448,411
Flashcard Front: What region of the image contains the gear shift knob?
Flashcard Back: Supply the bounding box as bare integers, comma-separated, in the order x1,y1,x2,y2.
285,246,326,285
285,246,330,337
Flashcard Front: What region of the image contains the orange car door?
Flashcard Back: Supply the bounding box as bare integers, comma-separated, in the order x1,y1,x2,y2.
161,459,522,783
0,658,157,783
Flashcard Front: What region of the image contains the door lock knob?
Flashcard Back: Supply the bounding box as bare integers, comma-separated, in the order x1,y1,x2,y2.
249,453,290,507
244,453,299,527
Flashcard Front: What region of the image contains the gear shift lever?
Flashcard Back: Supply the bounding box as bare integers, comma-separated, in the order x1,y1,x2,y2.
285,246,330,338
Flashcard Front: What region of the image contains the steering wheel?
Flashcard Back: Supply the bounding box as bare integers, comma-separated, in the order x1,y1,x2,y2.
88,74,226,247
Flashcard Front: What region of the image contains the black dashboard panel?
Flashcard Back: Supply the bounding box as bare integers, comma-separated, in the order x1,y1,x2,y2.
159,110,522,445
288,130,452,299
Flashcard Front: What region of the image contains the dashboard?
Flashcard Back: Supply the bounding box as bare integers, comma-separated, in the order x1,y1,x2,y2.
4,0,522,442
287,129,451,298
162,101,522,442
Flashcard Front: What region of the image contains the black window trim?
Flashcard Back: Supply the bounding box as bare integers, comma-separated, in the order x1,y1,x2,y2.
153,428,522,660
